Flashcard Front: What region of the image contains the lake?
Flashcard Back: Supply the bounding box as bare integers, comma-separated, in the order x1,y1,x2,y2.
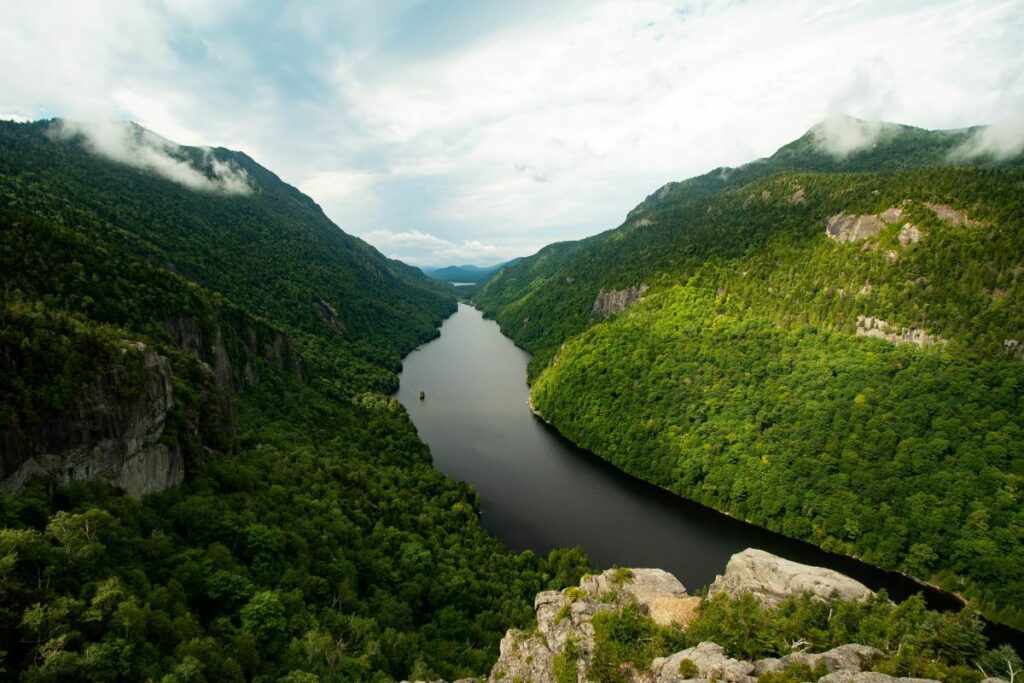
396,303,1020,648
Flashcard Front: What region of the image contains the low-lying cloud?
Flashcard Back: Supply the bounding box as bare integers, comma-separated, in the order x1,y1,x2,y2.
812,114,893,158
950,120,1024,161
52,120,252,195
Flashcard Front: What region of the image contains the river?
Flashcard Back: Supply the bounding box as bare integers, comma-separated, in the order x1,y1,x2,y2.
396,303,1020,648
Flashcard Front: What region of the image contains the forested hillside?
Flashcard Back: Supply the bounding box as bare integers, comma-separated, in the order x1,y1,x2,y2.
476,121,1024,630
0,120,591,681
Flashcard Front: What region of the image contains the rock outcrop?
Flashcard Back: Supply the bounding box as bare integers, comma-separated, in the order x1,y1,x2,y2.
591,285,649,317
825,207,922,245
1004,339,1024,361
707,548,873,606
580,568,696,626
313,297,346,334
924,202,980,227
487,551,909,683
490,567,698,683
825,214,885,243
164,315,302,392
652,642,756,683
897,224,922,246
855,316,944,349
1,343,184,497
754,644,883,676
819,673,939,683
879,207,904,223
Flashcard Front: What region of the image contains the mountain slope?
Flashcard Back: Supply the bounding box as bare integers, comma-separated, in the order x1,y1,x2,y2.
476,121,1024,630
0,120,587,681
477,118,1024,374
0,120,452,392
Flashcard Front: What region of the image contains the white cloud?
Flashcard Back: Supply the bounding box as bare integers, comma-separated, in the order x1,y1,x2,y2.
951,120,1024,160
358,228,536,268
54,120,252,194
1,0,1022,263
813,115,893,158
298,169,380,209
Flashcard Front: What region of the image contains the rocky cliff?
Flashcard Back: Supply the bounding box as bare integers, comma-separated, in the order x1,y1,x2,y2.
1,309,302,498
163,314,302,392
592,285,649,317
1,342,184,497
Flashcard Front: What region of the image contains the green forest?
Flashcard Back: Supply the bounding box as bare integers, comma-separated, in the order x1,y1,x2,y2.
478,124,1024,630
2,117,1023,681
0,120,594,680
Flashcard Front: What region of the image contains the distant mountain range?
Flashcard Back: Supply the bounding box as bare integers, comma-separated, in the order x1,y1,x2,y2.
422,258,523,283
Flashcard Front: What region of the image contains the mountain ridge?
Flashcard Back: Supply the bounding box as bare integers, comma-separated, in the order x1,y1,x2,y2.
475,118,1024,631
423,258,524,284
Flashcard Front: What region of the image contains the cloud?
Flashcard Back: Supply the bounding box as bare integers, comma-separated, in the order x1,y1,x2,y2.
951,120,1024,160
298,169,380,209
2,0,1023,263
813,114,893,158
53,120,252,194
358,228,534,268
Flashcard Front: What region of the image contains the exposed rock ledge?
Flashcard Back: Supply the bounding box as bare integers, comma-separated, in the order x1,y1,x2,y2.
825,207,923,246
707,548,872,606
484,549,914,683
592,285,649,317
826,213,885,243
856,316,944,349
924,202,980,228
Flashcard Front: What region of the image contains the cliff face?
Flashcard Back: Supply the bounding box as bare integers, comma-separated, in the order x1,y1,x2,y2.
163,314,302,392
1,342,183,497
0,309,303,498
592,285,649,317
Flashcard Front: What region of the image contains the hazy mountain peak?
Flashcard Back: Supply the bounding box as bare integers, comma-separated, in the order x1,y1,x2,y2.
48,119,254,195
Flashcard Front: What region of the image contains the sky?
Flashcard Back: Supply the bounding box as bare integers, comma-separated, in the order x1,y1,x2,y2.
1,0,1022,267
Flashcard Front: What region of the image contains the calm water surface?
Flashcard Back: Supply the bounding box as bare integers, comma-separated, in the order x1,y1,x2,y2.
397,304,1020,648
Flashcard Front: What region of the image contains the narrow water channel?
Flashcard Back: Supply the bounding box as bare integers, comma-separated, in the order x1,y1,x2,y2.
396,303,1020,649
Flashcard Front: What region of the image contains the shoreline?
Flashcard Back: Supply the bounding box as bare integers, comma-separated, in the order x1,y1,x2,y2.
525,396,1016,636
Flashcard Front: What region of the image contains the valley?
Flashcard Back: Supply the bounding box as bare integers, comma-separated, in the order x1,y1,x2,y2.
1,117,1022,681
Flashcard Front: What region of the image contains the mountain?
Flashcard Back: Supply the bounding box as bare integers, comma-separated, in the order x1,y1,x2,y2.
0,119,587,680
476,119,1024,630
423,258,523,284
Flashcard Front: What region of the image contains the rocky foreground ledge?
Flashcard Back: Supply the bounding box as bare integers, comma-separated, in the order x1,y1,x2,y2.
403,549,1012,683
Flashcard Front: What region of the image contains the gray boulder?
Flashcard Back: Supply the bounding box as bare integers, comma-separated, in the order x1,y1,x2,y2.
652,642,756,683
708,549,874,606
580,567,697,626
755,644,883,675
